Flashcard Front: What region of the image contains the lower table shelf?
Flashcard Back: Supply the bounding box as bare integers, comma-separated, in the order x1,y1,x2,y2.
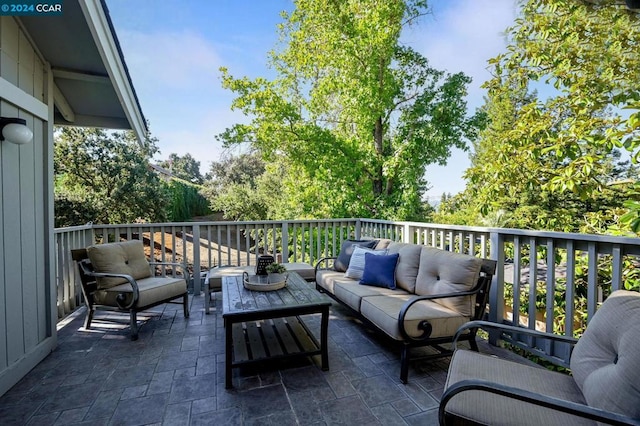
231,316,321,365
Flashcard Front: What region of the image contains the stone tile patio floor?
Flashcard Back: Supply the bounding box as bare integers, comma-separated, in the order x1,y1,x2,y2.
0,289,496,425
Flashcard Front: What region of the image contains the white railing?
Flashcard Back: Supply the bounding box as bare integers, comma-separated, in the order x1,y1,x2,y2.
55,218,640,364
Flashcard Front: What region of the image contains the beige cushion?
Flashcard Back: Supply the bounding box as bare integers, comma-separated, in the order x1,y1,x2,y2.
414,247,482,316
374,238,393,250
570,290,640,418
387,242,422,293
316,269,354,294
206,262,314,291
444,350,590,426
334,281,406,312
94,276,186,308
87,240,151,289
360,294,469,341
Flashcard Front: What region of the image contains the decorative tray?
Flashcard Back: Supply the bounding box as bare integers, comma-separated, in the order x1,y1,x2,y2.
242,271,288,291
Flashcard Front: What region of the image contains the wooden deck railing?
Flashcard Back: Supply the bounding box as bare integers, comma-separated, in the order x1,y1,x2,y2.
54,218,640,364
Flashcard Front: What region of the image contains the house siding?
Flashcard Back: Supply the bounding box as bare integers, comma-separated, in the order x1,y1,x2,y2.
0,15,55,396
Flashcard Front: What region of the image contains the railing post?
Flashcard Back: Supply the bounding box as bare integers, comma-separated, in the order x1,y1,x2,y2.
355,219,362,240
192,224,201,296
281,221,290,263
488,230,505,346
403,224,412,244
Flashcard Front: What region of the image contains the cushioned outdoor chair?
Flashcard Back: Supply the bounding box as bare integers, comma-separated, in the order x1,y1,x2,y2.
439,290,640,426
72,240,190,340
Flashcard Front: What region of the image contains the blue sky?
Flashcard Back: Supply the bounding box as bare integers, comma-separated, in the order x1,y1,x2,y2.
106,0,517,199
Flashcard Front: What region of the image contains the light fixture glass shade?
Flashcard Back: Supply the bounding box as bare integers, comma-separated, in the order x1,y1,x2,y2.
2,122,33,145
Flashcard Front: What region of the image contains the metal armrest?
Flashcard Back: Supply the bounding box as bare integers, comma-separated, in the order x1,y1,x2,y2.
82,268,140,309
452,320,579,347
439,379,640,426
314,256,337,276
397,286,485,342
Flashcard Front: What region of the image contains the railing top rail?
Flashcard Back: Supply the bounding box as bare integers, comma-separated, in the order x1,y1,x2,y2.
56,218,640,247
359,219,640,246
54,224,93,233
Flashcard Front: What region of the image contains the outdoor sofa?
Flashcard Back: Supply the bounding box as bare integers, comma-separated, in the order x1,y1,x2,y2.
314,239,496,383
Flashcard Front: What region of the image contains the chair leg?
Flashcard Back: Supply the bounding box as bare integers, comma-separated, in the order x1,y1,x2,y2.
400,344,410,384
130,310,139,341
84,307,94,329
468,331,479,352
205,286,210,315
183,293,190,318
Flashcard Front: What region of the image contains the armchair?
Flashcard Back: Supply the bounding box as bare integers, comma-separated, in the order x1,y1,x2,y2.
72,240,190,340
439,290,640,425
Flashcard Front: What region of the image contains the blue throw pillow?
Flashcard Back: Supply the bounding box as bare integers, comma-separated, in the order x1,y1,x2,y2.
334,239,378,272
359,252,399,289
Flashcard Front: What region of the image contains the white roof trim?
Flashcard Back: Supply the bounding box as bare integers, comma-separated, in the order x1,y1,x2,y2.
78,0,146,143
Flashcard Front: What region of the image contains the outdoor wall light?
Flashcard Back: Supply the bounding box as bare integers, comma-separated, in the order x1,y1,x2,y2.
0,117,33,145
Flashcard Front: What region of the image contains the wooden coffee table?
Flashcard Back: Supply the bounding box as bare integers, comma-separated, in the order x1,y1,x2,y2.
222,271,330,388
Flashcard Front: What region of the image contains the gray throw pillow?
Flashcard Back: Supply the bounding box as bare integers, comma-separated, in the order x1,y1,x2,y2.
334,239,377,272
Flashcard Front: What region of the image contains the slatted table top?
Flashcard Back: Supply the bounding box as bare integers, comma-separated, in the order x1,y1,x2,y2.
222,271,330,318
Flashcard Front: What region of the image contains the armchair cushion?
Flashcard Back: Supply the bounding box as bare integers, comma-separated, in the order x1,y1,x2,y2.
569,290,640,418
334,239,378,272
87,240,151,289
415,247,482,316
94,276,187,307
445,349,588,426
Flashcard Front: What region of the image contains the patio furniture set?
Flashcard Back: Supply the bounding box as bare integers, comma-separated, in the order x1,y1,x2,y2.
72,238,640,425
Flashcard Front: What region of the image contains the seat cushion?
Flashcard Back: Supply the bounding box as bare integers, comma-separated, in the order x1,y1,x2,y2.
87,240,151,289
206,263,315,291
444,350,591,426
386,242,422,293
360,294,469,341
570,290,640,419
94,276,187,308
415,247,482,316
316,269,354,295
334,239,378,272
334,281,406,312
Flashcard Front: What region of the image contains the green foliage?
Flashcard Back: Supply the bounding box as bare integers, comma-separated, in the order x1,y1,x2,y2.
54,127,170,227
217,0,480,221
158,153,204,184
165,179,211,222
444,0,640,234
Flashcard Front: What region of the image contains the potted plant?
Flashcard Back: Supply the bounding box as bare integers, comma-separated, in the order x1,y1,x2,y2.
265,262,288,284
265,263,286,274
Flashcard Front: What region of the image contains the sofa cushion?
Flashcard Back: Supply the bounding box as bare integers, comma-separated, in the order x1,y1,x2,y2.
94,276,187,308
87,240,151,289
386,243,423,293
570,290,640,418
444,349,588,426
316,269,354,294
345,246,387,280
360,294,469,341
414,247,482,316
360,252,399,289
334,281,403,312
373,238,393,250
334,239,378,272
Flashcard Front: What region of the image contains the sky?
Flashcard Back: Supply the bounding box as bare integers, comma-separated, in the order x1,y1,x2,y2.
106,0,518,199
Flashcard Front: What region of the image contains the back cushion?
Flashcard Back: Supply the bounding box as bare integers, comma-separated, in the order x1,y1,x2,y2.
570,290,640,418
414,247,482,316
87,240,151,289
334,239,377,272
387,243,423,293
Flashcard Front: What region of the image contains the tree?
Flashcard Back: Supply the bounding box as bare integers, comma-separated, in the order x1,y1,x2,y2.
218,0,481,221
450,0,640,233
159,153,203,184
54,127,169,226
